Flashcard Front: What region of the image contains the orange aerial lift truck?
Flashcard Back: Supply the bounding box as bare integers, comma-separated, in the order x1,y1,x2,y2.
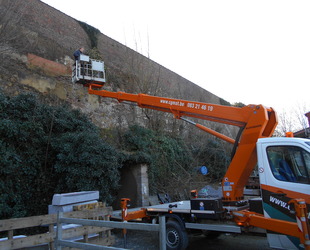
72,58,310,250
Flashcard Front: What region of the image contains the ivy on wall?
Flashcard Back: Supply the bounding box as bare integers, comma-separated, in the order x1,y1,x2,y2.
78,21,100,49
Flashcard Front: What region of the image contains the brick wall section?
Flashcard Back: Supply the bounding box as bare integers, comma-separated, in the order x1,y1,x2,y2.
1,0,229,134
2,0,221,104
22,0,89,55
27,53,71,76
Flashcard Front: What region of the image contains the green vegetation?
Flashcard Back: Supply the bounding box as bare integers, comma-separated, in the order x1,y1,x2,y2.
232,102,246,107
191,138,230,180
118,125,230,199
88,47,104,61
0,92,121,218
219,99,246,108
120,125,194,194
0,91,231,218
219,98,231,106
78,21,100,49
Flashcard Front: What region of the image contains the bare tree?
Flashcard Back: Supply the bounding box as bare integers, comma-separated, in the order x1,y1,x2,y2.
116,32,174,131
274,103,310,136
295,103,309,131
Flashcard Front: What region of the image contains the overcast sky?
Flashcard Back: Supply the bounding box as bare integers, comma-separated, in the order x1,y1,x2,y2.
41,0,309,116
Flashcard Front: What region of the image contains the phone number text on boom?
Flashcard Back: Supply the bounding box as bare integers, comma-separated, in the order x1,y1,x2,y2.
160,100,214,111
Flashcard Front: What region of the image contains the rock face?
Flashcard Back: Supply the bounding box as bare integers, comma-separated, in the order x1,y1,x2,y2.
0,0,228,134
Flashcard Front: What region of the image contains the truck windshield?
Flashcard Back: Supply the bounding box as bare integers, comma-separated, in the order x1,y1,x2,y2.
267,146,310,184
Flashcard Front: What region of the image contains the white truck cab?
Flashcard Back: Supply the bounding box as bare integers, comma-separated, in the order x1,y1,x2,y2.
257,137,310,249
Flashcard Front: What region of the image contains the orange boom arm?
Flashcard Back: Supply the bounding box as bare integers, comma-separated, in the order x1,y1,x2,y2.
88,84,277,203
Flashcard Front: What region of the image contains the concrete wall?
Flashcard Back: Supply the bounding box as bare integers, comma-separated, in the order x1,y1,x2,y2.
131,164,150,207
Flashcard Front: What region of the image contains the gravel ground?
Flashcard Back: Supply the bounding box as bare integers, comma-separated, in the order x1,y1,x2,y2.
112,229,272,250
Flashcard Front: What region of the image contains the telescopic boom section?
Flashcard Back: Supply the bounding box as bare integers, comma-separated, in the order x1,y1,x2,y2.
88,84,278,203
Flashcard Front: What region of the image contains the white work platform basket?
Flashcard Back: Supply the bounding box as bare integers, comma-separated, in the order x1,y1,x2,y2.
72,55,106,84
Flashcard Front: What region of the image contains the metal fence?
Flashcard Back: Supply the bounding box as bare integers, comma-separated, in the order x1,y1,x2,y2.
56,212,166,250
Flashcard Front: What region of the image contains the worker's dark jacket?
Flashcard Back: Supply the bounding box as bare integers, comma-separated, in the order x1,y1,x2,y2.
73,50,82,61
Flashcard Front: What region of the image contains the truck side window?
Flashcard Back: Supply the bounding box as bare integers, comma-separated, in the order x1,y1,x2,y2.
267,146,310,184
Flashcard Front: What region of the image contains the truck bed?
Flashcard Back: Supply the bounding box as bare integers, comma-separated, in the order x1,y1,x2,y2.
111,200,264,234
147,201,191,213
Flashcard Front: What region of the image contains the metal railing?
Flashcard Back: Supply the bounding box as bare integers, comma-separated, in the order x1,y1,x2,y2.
56,212,166,250
72,60,106,84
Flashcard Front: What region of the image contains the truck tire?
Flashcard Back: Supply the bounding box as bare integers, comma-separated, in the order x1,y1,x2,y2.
166,220,189,250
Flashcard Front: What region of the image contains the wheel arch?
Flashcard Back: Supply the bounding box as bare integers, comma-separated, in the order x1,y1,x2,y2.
164,213,186,230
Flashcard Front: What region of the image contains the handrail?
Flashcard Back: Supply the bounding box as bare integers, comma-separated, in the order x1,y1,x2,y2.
56,212,166,250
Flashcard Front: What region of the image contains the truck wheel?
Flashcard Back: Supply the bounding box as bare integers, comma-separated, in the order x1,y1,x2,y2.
166,220,188,250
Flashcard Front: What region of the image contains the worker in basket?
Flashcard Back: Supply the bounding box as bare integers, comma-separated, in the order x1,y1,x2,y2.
73,47,86,79
73,47,85,63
